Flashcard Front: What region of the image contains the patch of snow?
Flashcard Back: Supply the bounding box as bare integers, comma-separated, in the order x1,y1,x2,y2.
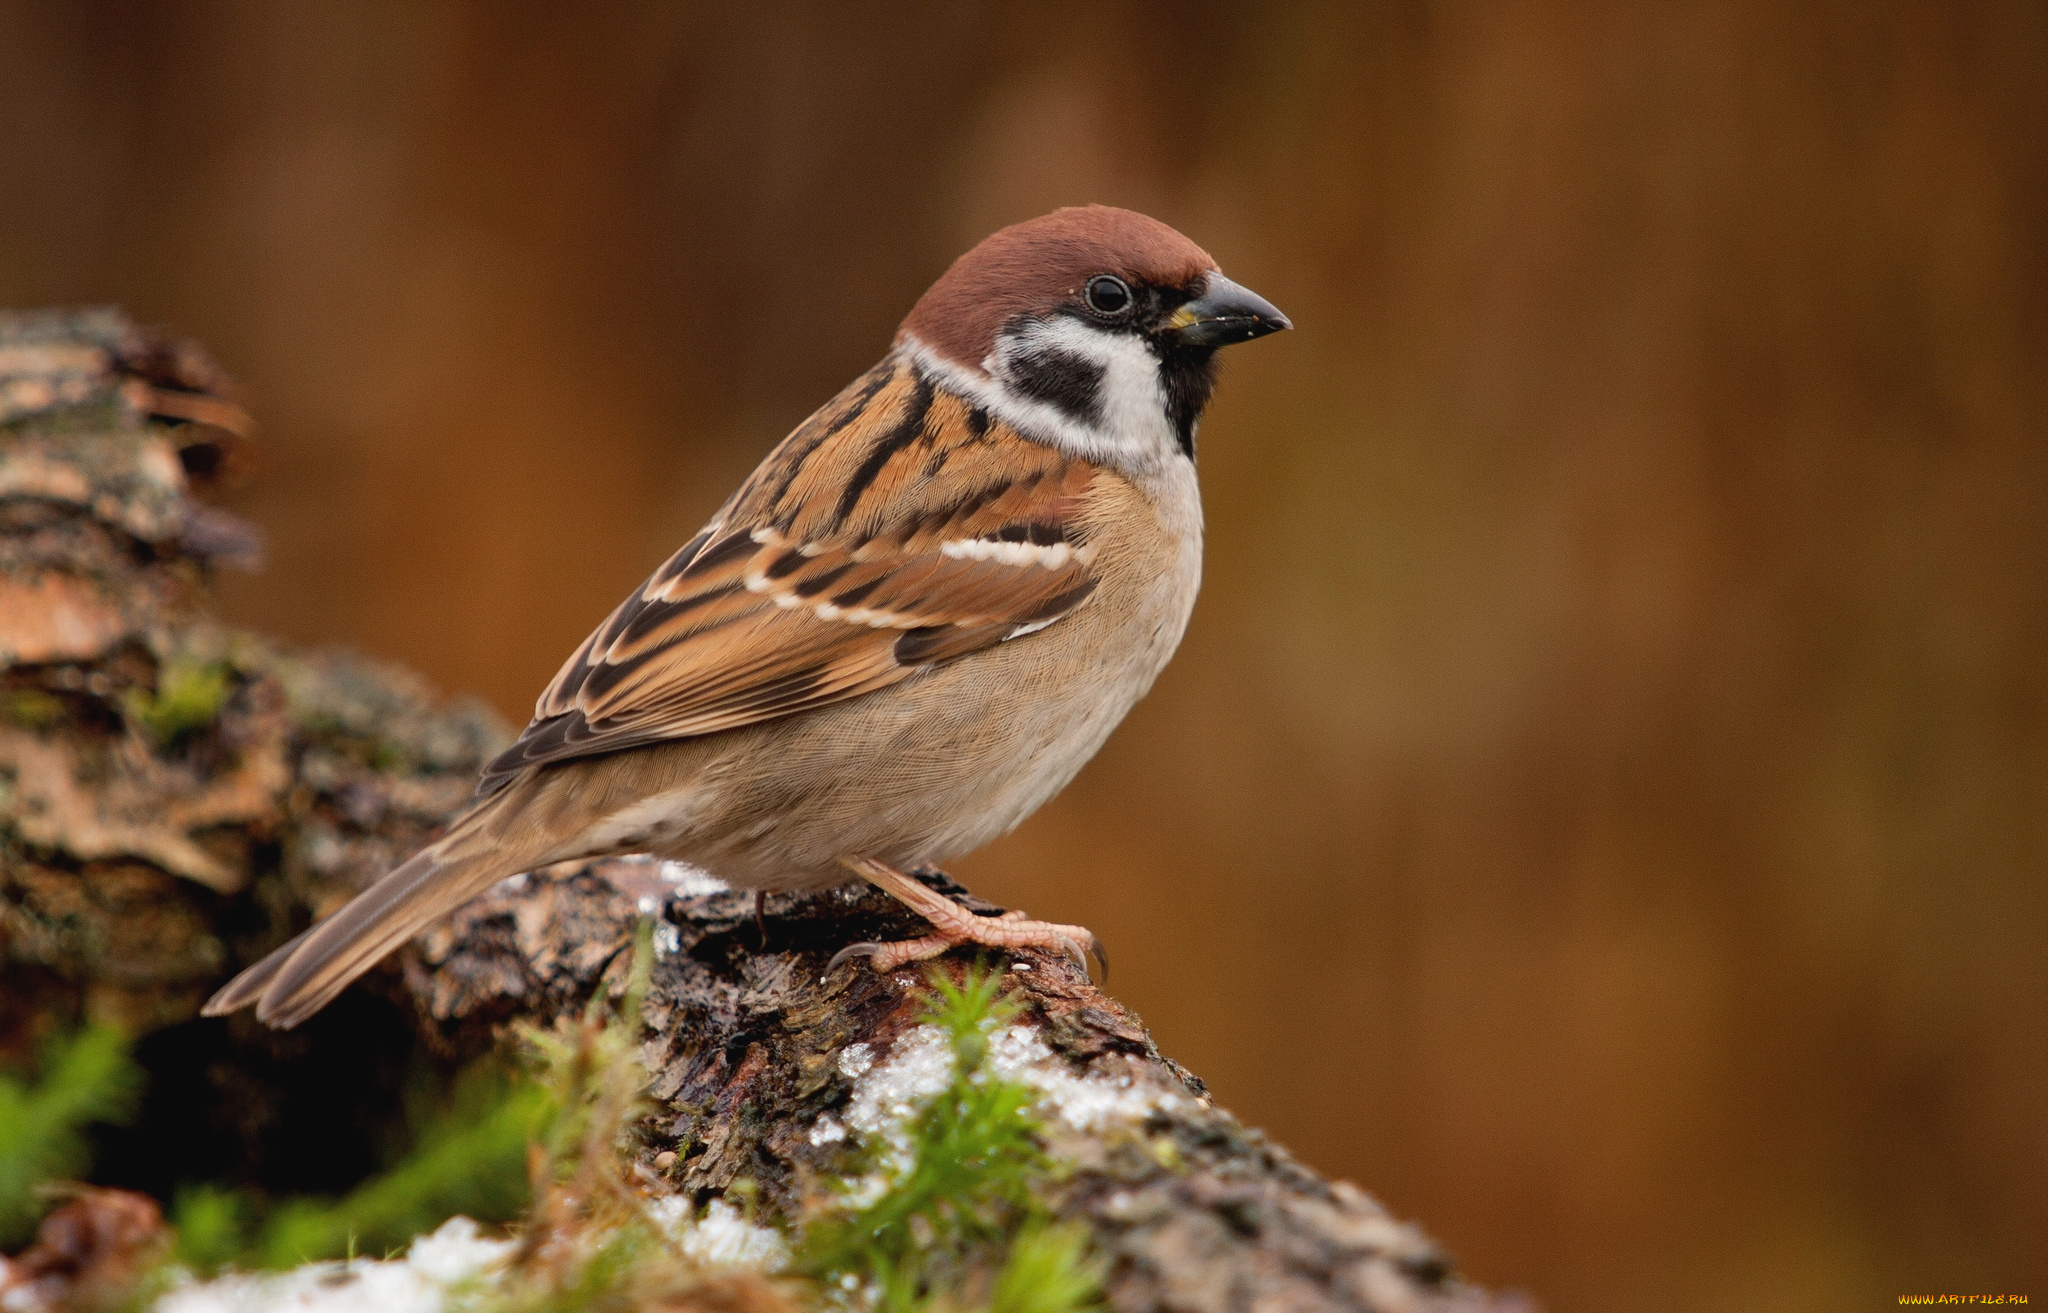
3,1273,46,1313
645,1199,787,1271
151,1216,511,1313
836,1043,875,1082
841,1028,952,1140
838,1173,890,1210
399,1217,512,1285
815,1017,1183,1214
986,1024,1183,1132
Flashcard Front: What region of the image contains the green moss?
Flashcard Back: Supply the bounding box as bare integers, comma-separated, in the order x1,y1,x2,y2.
166,1183,248,1273
274,1074,548,1267
167,1064,553,1272
125,659,232,747
0,1025,143,1248
985,1220,1107,1313
366,738,413,773
9,937,1101,1313
0,686,66,729
797,963,1106,1313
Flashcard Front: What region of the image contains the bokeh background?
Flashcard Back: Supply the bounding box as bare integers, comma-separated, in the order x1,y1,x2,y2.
3,3,2043,1309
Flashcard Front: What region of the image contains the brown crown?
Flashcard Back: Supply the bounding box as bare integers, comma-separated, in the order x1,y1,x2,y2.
899,206,1216,371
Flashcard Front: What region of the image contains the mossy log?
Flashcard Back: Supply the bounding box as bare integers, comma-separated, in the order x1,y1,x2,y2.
0,309,1526,1313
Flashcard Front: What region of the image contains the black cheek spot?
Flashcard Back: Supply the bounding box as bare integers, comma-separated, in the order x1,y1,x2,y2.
1009,348,1106,428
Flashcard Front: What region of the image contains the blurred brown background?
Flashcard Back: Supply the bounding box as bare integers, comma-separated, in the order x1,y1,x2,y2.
4,2,2043,1309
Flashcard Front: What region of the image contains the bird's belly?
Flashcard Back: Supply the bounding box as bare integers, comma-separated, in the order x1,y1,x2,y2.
652,544,1197,889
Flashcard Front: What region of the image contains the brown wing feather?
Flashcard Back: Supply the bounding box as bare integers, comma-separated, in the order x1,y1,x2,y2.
477,359,1103,794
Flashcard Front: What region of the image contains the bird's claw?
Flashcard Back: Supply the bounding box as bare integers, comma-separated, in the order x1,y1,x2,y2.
1079,931,1109,984
825,941,886,976
826,927,1105,984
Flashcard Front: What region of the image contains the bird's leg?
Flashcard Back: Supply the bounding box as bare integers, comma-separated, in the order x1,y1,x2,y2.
829,855,1107,982
754,890,769,949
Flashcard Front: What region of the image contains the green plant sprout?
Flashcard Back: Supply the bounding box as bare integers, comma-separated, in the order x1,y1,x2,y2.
124,658,232,747
0,1025,142,1248
797,962,1105,1313
166,923,668,1280
166,1061,551,1273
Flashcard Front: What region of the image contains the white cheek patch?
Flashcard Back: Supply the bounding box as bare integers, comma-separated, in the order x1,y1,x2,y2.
991,317,1172,450
900,331,1181,475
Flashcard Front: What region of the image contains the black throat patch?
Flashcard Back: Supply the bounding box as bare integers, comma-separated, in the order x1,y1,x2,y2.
1160,350,1219,459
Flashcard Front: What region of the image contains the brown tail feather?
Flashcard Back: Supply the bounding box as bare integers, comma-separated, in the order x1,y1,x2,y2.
201,782,562,1028
199,930,297,1017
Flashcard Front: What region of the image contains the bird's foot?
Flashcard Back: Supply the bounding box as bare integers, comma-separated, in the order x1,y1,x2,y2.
826,908,1105,978
830,856,1107,982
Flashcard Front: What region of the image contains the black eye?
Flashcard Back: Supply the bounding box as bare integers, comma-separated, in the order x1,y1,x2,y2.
1084,275,1132,316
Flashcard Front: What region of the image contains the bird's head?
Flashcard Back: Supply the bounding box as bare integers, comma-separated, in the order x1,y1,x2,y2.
897,205,1290,468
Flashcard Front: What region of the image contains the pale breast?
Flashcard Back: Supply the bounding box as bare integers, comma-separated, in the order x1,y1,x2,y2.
664,458,1203,889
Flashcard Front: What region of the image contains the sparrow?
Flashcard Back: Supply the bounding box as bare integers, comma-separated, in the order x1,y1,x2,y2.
205,205,1289,1028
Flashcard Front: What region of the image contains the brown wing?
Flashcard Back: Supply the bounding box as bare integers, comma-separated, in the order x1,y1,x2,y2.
477,359,1105,795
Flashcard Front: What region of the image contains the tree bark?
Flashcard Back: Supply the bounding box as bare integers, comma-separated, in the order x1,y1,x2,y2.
0,309,1528,1313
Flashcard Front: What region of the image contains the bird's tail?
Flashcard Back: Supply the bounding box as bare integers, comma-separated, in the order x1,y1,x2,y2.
202,783,556,1029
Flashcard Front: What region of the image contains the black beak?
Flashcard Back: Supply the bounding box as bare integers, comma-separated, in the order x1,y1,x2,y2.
1168,272,1292,348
